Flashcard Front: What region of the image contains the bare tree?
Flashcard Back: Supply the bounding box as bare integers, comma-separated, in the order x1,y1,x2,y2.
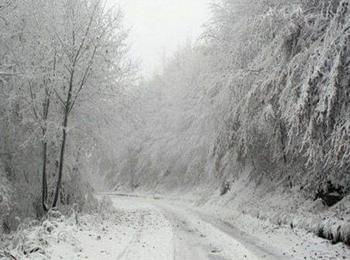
50,0,130,208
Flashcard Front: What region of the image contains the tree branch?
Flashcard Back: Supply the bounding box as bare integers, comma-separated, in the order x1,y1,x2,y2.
28,81,39,120
69,45,97,113
53,88,66,107
73,0,100,65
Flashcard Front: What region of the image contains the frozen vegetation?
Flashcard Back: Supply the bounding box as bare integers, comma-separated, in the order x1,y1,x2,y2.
107,0,350,247
1,0,350,259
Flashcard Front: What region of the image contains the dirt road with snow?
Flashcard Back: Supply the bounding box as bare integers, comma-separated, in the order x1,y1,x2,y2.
20,193,347,259
110,194,265,260
151,201,283,260
107,194,350,260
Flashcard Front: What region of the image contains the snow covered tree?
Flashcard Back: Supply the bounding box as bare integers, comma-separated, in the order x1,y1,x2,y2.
0,0,134,229
41,0,131,208
107,0,350,198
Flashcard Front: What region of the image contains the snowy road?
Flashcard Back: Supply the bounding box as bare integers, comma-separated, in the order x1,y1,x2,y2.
153,203,284,260
16,193,349,259
109,194,292,260
106,194,350,260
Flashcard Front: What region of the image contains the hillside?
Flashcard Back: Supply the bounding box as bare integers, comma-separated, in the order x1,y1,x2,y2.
107,0,350,245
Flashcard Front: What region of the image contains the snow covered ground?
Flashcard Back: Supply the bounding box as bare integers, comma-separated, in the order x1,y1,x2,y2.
1,194,350,259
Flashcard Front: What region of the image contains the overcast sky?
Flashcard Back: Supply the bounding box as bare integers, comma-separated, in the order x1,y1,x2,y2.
113,0,211,77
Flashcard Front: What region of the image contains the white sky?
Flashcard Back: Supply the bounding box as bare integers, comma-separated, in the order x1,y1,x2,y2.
111,0,211,77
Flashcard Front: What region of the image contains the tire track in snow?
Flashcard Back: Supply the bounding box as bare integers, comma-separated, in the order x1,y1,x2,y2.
197,214,291,260
156,202,258,260
110,194,290,260
161,209,212,260
151,199,291,260
111,198,174,260
105,194,350,260
115,213,146,260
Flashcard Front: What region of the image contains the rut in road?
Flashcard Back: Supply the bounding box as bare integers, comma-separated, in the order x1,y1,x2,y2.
152,201,267,260
161,208,220,260
115,213,146,260
108,195,350,260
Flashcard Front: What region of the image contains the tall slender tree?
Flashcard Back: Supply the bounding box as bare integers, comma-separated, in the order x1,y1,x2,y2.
50,0,130,208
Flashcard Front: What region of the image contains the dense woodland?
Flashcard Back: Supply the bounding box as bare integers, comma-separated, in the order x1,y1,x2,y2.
109,0,350,195
1,0,350,236
0,0,135,232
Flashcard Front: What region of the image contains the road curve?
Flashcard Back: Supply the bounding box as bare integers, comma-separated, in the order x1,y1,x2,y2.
109,194,291,260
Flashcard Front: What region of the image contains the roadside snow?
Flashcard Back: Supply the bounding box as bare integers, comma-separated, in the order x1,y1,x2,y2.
1,210,138,259
1,197,173,260
195,205,350,260
1,194,349,260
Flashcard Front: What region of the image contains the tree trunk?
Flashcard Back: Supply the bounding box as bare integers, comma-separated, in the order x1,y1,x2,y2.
279,122,287,164
52,72,73,208
52,110,69,208
42,86,50,212
42,138,48,211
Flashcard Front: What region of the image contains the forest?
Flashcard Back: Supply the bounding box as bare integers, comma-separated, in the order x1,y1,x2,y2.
1,0,350,259
108,0,350,219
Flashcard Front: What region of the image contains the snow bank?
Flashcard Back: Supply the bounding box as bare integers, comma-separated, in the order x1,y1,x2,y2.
0,196,174,260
